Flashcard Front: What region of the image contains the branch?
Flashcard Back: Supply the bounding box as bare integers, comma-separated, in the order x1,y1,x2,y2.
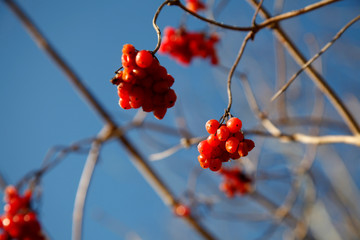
170,0,339,33
271,15,360,102
258,0,340,29
152,0,172,54
72,126,110,240
246,0,360,135
225,31,253,115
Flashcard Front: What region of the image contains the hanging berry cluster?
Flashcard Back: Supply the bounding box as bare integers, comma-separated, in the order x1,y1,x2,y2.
197,117,255,172
186,0,206,13
219,167,253,198
0,186,45,240
111,44,177,120
160,27,219,65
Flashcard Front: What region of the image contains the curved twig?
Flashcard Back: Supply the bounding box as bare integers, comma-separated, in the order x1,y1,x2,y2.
152,0,172,54
72,130,106,240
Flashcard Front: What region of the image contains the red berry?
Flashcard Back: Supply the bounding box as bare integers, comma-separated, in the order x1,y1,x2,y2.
211,146,223,158
153,107,167,120
207,134,220,147
226,117,242,133
209,158,222,172
119,98,131,109
164,89,177,108
200,159,210,168
225,137,240,154
216,126,230,141
232,132,244,142
244,139,255,152
205,119,220,134
174,204,190,217
197,140,212,157
129,86,145,104
229,151,241,160
135,50,153,68
153,81,169,93
238,142,248,157
121,53,135,68
164,74,175,87
197,154,207,163
122,44,136,55
4,186,18,201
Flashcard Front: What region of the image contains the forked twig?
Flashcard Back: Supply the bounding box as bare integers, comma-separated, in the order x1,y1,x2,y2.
271,15,360,102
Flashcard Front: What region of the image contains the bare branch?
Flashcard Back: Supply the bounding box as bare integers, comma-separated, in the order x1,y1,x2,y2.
246,0,360,135
271,15,360,102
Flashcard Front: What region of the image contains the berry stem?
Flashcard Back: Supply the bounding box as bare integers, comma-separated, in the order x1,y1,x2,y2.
153,0,173,54
225,31,253,114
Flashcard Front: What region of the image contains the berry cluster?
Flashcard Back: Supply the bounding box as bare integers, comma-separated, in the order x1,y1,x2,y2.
219,167,253,198
197,117,255,172
159,27,219,65
0,186,45,240
186,0,206,13
111,44,177,120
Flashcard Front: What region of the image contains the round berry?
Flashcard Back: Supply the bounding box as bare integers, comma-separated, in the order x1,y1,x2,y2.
174,204,190,217
205,119,220,134
197,154,207,163
207,134,220,147
153,107,167,120
232,132,244,142
122,44,136,55
164,89,177,108
225,137,240,154
209,158,222,172
216,125,230,141
244,139,255,152
199,158,209,169
226,117,242,133
136,50,153,68
197,140,212,157
238,142,248,157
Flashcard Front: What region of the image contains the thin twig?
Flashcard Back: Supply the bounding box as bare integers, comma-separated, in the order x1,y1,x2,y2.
246,0,360,135
240,74,282,136
271,15,360,102
225,31,253,115
152,0,172,54
251,0,264,26
258,0,340,29
72,126,111,240
171,0,338,32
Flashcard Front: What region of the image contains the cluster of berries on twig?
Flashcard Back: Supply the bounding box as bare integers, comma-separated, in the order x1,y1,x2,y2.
111,44,177,120
0,186,45,240
197,117,255,172
186,0,206,13
219,167,253,198
160,27,219,65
